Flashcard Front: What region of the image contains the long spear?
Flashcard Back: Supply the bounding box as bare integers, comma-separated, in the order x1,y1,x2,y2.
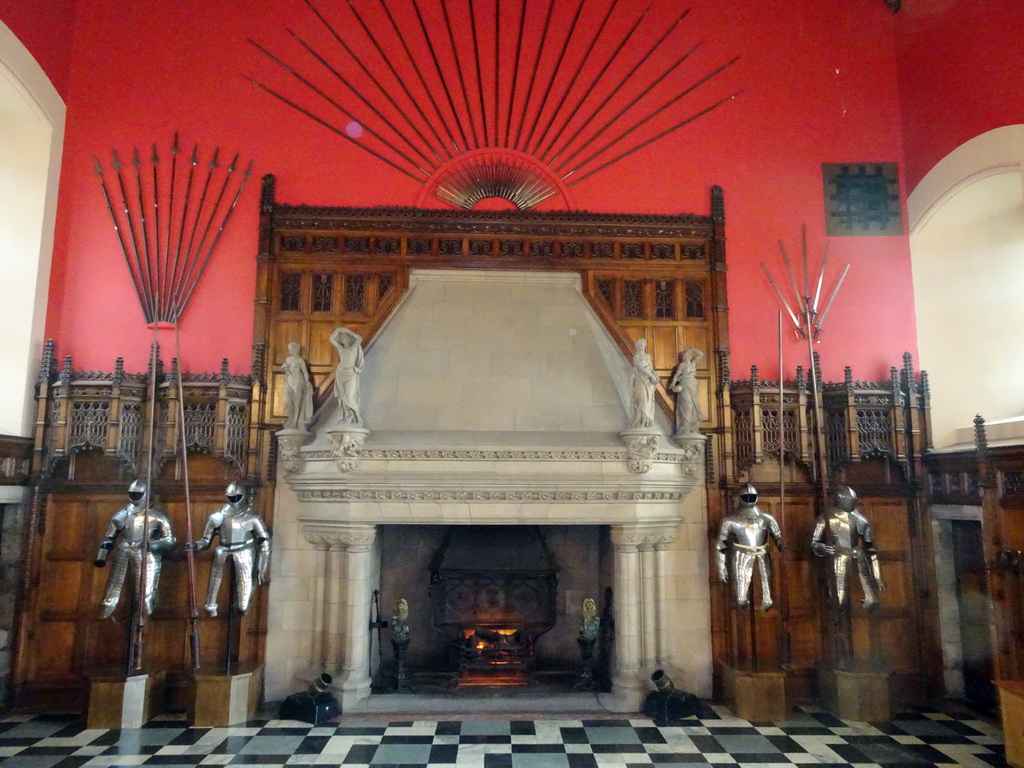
332,0,448,161
112,150,154,320
534,0,622,160
437,0,481,148
176,161,254,316
174,329,201,672
132,148,157,323
151,144,162,320
95,156,147,320
542,8,692,163
560,58,740,178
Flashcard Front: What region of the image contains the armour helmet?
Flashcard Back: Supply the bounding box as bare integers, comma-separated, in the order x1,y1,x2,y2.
128,478,148,504
832,485,857,513
226,481,246,507
736,482,758,506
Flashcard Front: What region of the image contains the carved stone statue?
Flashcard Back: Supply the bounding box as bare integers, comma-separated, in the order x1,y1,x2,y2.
95,479,176,618
329,326,365,425
188,481,271,617
391,597,410,644
715,483,784,612
579,596,600,641
670,348,704,436
282,341,314,430
812,485,886,610
629,338,659,428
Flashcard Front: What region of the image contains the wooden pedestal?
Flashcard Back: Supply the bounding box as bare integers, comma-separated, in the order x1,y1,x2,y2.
996,681,1024,768
722,664,790,722
86,669,166,729
818,667,890,722
188,664,264,727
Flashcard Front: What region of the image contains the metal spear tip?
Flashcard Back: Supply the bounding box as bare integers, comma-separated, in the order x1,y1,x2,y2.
151,143,159,164
243,160,254,178
132,147,142,166
208,147,221,170
227,153,239,173
171,132,180,154
93,155,104,174
189,144,199,165
111,149,123,170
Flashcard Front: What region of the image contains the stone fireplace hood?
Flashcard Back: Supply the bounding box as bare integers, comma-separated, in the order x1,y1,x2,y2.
271,270,711,710
285,269,704,517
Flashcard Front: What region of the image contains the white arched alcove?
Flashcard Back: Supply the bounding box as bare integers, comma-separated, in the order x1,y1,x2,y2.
0,21,65,441
909,126,1024,449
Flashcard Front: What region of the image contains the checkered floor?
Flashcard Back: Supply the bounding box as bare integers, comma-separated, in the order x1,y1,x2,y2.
0,703,1006,768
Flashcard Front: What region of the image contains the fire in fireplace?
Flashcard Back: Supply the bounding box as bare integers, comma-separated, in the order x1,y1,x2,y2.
430,526,558,685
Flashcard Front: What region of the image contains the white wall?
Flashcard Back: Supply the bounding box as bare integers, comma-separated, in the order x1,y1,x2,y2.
0,22,65,438
909,126,1024,448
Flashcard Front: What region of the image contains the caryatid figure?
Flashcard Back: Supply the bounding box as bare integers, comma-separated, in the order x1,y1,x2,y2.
811,485,886,610
188,482,271,617
715,483,784,611
95,479,176,619
329,326,365,425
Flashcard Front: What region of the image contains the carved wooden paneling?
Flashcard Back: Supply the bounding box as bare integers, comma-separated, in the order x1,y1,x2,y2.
254,174,727,444
12,476,267,710
711,353,940,707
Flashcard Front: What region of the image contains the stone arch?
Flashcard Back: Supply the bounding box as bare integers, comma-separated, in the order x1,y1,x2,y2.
0,20,66,438
909,126,1024,448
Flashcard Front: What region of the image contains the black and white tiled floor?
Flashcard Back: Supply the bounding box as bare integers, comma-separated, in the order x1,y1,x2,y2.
0,703,1006,768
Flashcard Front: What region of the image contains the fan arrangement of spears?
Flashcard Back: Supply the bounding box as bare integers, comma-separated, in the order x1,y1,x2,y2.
246,0,742,209
93,135,253,675
761,225,851,670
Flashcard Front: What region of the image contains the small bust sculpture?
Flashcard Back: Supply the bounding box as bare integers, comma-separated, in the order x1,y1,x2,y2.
579,596,600,641
391,597,410,644
282,341,314,430
329,326,365,425
629,338,659,428
670,348,705,436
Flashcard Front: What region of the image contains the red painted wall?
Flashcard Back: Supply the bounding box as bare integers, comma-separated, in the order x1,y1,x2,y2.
44,0,916,380
0,0,74,99
895,0,1024,192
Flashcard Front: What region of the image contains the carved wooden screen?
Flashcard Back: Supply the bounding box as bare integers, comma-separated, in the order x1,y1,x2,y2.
252,175,729,479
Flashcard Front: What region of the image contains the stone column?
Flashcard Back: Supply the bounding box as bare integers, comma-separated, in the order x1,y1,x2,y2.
605,525,643,711
340,525,377,707
309,542,328,671
604,523,679,711
640,544,657,667
324,543,346,671
655,541,672,665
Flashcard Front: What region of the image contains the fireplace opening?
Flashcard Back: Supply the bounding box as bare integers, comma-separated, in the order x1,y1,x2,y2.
430,526,558,686
375,524,610,689
459,627,531,686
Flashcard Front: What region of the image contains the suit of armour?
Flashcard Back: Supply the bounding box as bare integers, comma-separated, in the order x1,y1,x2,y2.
811,486,885,609
715,485,783,612
95,482,176,619
191,485,270,617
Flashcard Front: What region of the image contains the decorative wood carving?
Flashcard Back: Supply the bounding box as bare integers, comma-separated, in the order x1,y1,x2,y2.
253,175,727,463
29,341,252,480
712,352,940,706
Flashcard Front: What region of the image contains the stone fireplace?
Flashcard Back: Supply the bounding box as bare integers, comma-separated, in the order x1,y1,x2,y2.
429,526,558,685
266,270,710,711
